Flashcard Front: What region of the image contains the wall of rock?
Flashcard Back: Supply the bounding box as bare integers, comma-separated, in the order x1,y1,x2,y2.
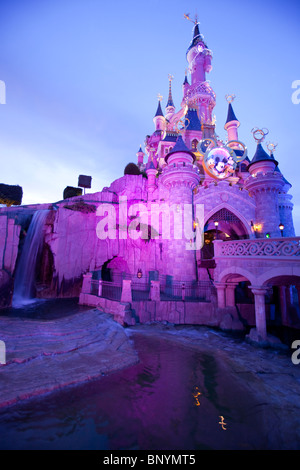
0,214,21,307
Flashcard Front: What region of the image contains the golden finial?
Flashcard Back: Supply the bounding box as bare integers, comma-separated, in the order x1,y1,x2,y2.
157,93,163,102
225,94,236,104
266,142,278,155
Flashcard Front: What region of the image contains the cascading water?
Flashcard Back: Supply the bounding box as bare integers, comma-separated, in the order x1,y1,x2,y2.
12,210,49,308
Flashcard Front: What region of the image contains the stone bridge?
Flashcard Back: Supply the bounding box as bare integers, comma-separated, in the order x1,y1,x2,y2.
213,237,300,341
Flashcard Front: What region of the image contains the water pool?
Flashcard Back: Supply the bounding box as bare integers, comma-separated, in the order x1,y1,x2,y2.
0,330,267,450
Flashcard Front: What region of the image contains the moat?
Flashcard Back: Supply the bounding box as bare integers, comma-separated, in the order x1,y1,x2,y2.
1,300,300,450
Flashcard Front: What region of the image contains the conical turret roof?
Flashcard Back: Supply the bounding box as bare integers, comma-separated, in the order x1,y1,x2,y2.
248,143,278,168
165,135,195,161
186,22,207,54
154,100,164,117
225,102,239,125
185,108,201,131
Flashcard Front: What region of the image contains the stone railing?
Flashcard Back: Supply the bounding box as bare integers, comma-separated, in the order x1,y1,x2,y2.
214,237,300,259
81,273,212,302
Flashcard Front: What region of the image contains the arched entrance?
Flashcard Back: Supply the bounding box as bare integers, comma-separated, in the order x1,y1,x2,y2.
200,208,250,266
263,275,300,330
96,256,130,284
215,269,256,331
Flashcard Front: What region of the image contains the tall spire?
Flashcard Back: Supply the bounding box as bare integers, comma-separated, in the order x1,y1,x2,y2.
166,74,175,108
183,69,189,85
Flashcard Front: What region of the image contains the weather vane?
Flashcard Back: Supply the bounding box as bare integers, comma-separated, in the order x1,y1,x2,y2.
184,13,198,25
251,127,269,144
225,94,236,104
157,93,163,102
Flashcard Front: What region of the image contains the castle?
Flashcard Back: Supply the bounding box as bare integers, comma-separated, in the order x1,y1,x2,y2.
1,20,300,345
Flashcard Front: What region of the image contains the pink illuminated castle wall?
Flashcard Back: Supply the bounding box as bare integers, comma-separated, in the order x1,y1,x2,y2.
1,21,299,344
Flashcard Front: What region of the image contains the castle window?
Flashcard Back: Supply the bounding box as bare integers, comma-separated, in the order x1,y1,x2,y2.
192,139,198,150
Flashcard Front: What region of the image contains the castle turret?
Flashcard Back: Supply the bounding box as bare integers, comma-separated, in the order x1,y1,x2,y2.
184,22,215,136
224,100,240,144
153,99,166,132
136,146,144,167
245,142,285,238
275,161,295,236
146,160,157,201
186,23,212,84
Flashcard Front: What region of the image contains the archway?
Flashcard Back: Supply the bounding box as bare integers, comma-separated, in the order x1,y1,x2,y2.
98,256,130,284
215,270,256,330
262,274,300,332
200,207,250,264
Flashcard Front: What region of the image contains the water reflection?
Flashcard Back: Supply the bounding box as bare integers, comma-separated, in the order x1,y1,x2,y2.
0,333,265,450
192,387,202,406
219,416,227,431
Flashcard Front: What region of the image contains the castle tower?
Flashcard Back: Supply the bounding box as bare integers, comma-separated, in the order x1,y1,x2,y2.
275,161,295,236
153,98,166,132
224,99,240,146
186,23,212,84
184,22,216,137
244,143,285,237
146,160,157,201
160,135,200,281
136,146,144,167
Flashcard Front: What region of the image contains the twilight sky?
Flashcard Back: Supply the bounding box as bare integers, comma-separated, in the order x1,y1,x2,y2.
0,0,299,232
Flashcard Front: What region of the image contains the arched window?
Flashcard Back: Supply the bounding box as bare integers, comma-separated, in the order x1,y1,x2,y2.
191,139,198,150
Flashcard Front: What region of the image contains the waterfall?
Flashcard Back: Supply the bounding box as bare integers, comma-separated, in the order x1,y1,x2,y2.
12,210,49,307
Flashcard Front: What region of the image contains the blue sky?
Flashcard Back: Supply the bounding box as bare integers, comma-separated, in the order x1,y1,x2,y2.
0,0,299,232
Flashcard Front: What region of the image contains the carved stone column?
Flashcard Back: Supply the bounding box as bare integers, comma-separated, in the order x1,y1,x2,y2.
250,287,268,340
215,282,226,308
226,282,238,307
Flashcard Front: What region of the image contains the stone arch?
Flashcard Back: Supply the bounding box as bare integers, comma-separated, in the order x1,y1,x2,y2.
217,266,256,286
101,256,130,283
258,266,300,287
199,204,252,264
204,203,253,238
257,268,300,330
215,266,256,329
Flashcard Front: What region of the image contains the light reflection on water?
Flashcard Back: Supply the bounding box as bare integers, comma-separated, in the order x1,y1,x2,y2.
0,332,265,450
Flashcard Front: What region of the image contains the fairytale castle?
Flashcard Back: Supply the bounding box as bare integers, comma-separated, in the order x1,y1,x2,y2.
1,20,300,344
